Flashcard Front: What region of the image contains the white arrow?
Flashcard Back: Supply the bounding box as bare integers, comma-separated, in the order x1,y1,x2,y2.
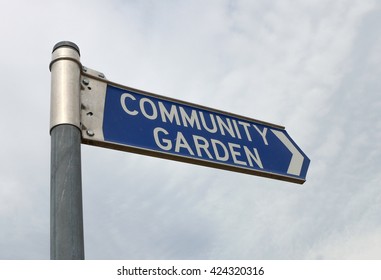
271,129,304,176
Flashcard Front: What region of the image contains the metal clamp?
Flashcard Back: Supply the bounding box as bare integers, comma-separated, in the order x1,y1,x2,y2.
50,41,82,132
80,66,108,143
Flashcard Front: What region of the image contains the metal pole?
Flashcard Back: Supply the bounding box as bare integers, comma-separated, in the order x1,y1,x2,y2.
50,41,84,260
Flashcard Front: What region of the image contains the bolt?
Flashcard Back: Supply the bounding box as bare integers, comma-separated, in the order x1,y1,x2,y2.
82,78,89,85
86,129,95,137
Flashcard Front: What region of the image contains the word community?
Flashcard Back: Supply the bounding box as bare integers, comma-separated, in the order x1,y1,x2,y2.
120,92,270,169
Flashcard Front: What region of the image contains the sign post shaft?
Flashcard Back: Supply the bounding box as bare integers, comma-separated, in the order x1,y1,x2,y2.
50,41,84,259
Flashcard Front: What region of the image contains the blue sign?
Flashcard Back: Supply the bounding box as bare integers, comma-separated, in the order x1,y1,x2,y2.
94,84,310,184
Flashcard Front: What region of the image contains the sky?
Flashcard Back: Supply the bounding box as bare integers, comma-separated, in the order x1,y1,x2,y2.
0,0,380,260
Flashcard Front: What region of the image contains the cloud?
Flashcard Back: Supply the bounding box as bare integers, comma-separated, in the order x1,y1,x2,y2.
307,225,381,259
0,0,380,260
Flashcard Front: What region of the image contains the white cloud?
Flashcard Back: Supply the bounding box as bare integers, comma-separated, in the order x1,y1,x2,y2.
307,225,381,259
0,0,380,260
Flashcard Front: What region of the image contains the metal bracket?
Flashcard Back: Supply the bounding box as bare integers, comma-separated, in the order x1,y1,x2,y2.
80,66,108,143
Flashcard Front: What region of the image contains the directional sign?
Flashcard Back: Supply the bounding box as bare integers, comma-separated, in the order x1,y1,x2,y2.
80,69,310,184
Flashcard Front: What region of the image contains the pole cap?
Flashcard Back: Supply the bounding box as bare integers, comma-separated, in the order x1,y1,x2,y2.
52,41,80,56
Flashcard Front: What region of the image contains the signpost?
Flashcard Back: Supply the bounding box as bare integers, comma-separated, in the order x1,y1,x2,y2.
50,41,310,259
50,42,84,260
80,74,310,184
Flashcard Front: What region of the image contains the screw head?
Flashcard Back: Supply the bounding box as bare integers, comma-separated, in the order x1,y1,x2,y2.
86,129,95,137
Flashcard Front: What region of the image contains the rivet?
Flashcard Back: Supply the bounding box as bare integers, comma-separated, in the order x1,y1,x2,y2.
98,73,105,78
86,130,95,137
82,78,89,85
82,66,88,72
